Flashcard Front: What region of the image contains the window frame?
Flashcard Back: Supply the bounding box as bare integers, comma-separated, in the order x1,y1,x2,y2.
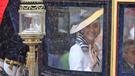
111,0,135,76
43,1,111,76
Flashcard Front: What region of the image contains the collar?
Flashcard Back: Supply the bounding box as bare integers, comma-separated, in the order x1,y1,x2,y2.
76,33,89,51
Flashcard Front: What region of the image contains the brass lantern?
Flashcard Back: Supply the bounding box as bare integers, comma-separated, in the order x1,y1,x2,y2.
18,0,45,76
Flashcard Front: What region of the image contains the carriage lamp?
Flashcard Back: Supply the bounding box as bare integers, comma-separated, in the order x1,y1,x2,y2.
18,0,45,76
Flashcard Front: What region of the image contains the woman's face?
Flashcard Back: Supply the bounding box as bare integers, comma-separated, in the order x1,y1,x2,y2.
83,20,100,44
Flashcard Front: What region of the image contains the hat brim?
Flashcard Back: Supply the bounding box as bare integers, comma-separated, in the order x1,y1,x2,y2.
70,8,104,34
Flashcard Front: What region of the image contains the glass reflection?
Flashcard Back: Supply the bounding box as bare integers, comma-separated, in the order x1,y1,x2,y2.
46,7,104,72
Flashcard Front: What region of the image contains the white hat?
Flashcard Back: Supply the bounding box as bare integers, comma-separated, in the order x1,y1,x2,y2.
70,8,104,34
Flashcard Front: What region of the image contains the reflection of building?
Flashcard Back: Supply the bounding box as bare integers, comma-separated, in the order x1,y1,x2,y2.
45,7,71,55
43,7,71,70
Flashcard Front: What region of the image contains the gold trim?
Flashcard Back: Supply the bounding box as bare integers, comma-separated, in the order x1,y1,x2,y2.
117,0,135,2
111,0,135,76
19,4,45,11
5,58,21,65
111,0,117,76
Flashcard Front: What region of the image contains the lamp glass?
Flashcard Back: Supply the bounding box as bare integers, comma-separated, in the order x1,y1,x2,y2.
20,13,42,34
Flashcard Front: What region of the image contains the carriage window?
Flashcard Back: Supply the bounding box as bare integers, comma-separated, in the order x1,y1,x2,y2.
118,3,135,75
45,6,104,72
122,7,135,73
123,8,135,41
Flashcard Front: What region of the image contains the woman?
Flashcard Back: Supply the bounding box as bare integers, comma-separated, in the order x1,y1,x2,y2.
69,8,103,72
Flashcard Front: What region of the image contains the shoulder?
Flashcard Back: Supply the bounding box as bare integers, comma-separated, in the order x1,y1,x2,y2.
69,44,84,56
70,44,82,52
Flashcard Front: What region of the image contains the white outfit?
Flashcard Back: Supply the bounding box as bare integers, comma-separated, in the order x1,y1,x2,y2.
69,44,91,71
69,44,101,72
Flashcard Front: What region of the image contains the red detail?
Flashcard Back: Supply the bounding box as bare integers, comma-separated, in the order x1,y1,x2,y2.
0,0,9,25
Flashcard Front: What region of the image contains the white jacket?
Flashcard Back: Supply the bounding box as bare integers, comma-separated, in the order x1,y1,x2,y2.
69,44,101,72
